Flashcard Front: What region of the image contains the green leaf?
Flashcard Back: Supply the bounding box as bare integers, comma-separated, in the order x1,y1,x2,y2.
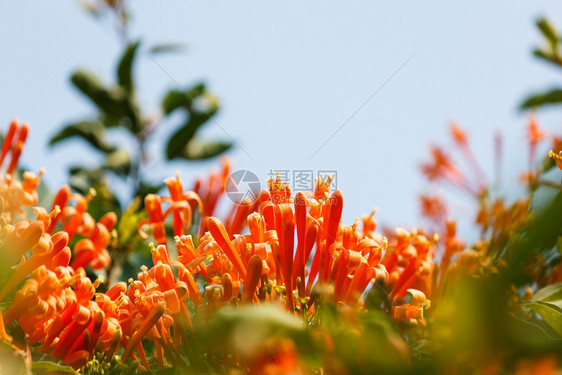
104,148,131,175
537,17,559,51
148,43,186,55
32,360,76,374
532,283,562,303
117,41,140,93
180,139,232,160
520,88,562,109
71,70,129,119
412,339,432,357
162,90,189,115
523,300,562,336
166,111,216,159
0,340,29,375
542,153,557,172
49,121,115,152
118,197,145,245
162,83,206,115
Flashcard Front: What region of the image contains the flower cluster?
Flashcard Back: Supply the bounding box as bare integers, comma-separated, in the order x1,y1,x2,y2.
1,119,562,374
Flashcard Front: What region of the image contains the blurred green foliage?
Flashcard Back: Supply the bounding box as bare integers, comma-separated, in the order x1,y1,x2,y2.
48,2,231,283
521,17,562,109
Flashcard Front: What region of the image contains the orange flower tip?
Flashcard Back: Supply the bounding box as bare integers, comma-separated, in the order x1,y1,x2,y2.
450,123,467,144
140,265,148,272
128,278,134,284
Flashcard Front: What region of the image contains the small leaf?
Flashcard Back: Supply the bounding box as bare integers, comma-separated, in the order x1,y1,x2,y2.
532,49,562,68
71,70,129,119
165,111,216,159
162,83,206,115
49,121,115,152
412,339,432,356
537,17,559,51
118,197,145,249
520,88,562,109
162,90,189,115
32,360,76,374
180,139,232,160
117,41,141,93
148,43,186,55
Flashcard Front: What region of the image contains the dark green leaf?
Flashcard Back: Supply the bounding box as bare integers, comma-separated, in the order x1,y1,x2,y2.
542,154,557,172
71,70,129,119
520,88,562,109
162,90,189,115
166,110,216,159
537,17,559,51
49,121,115,152
117,41,140,93
162,83,206,115
180,139,232,160
532,49,562,68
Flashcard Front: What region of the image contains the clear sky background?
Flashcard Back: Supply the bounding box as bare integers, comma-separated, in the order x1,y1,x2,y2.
2,1,562,238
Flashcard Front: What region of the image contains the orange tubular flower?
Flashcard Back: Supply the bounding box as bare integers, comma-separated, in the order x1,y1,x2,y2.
0,119,29,175
0,122,450,372
193,157,230,234
526,114,545,167
139,194,168,245
71,212,116,270
391,289,430,324
420,194,447,225
165,172,203,237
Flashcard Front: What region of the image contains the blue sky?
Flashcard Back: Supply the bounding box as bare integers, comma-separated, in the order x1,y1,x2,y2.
2,1,562,237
